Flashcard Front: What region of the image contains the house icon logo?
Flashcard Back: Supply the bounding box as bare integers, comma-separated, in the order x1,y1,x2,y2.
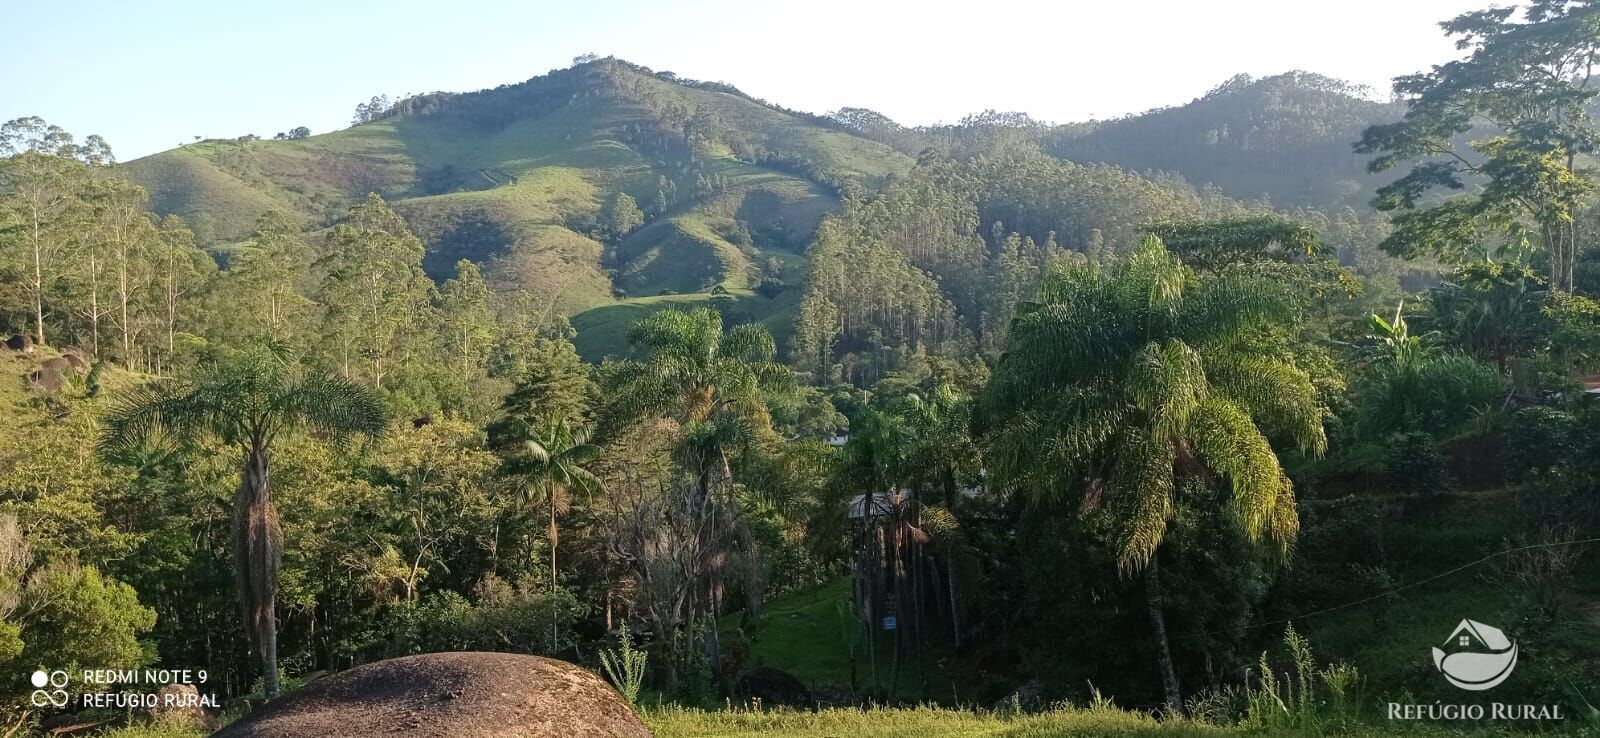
1431,619,1517,691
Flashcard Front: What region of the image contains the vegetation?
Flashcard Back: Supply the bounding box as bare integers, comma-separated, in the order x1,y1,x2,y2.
6,4,1600,737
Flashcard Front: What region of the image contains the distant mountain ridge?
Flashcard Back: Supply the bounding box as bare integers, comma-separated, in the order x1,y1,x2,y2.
122,58,914,356
1046,72,1402,208
120,61,1398,358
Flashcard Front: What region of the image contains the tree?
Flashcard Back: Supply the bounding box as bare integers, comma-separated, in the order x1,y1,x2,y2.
979,237,1326,714
438,260,495,376
604,307,791,684
226,211,312,345
352,96,392,126
1356,2,1600,291
99,346,387,697
834,393,972,695
500,337,596,423
1419,259,1551,371
152,214,210,367
318,194,437,389
600,192,644,240
1144,216,1322,275
488,415,603,588
80,175,159,366
288,127,310,140
0,117,96,346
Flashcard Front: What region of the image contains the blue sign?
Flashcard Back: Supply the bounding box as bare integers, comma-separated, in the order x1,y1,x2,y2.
882,616,897,631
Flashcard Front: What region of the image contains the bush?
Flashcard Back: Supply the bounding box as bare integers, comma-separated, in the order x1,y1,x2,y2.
1503,405,1579,483
1382,431,1454,496
373,578,584,657
600,625,648,704
1352,355,1501,440
1239,624,1364,732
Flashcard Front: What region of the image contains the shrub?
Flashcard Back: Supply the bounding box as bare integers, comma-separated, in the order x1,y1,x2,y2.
1382,431,1454,495
373,578,584,657
600,625,648,704
1242,624,1363,732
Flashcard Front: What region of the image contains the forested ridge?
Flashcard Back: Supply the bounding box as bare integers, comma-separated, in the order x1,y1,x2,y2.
4,4,1600,737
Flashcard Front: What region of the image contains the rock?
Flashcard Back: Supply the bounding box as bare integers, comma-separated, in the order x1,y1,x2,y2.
38,713,80,731
993,679,1047,714
29,368,62,393
211,652,652,738
733,666,811,706
39,357,69,374
148,683,208,728
61,353,88,373
4,334,31,352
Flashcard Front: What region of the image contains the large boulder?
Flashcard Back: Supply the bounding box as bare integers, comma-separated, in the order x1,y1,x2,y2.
211,652,652,738
149,683,209,729
61,352,88,373
732,666,811,706
3,334,31,352
28,368,62,393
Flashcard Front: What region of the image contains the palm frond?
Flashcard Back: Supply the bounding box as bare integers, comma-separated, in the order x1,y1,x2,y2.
1206,354,1327,455
97,380,197,454
273,374,388,447
1185,397,1287,542
1127,339,1209,442
1176,273,1295,347
1109,426,1176,575
722,323,777,363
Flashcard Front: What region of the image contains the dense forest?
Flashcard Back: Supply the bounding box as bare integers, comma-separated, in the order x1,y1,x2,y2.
4,3,1600,737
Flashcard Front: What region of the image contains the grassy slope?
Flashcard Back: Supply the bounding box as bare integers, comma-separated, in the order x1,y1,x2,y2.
723,578,857,688
710,493,1600,723
1298,490,1600,707
120,60,913,361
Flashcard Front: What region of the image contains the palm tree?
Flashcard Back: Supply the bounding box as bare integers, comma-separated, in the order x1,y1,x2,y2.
99,346,386,698
838,398,973,697
981,236,1326,714
489,414,603,588
609,306,789,426
606,307,790,684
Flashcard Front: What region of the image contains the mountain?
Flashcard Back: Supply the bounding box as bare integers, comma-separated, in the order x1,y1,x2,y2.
121,58,914,358
119,64,1396,361
1045,72,1402,208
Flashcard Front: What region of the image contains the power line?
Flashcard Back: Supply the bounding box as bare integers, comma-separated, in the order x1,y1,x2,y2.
1178,536,1600,642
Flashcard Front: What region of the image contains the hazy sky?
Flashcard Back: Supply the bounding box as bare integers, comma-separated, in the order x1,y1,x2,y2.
2,0,1489,160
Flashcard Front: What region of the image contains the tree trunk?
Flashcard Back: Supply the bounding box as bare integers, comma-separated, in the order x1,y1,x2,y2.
262,613,280,699
32,212,46,347
234,445,282,699
1145,555,1182,716
550,496,560,652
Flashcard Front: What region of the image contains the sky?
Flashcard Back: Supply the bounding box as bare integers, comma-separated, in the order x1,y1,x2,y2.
1,0,1490,161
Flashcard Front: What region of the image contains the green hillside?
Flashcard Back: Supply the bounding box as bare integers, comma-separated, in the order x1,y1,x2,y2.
1045,72,1402,208
121,58,913,359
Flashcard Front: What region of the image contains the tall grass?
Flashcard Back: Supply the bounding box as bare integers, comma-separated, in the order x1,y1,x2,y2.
601,624,649,705
1185,623,1366,733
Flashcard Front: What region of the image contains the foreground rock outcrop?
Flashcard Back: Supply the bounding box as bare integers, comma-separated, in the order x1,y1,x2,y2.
212,652,652,738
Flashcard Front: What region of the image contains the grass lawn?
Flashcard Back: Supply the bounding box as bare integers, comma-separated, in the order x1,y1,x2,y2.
720,578,963,703
641,704,1594,737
